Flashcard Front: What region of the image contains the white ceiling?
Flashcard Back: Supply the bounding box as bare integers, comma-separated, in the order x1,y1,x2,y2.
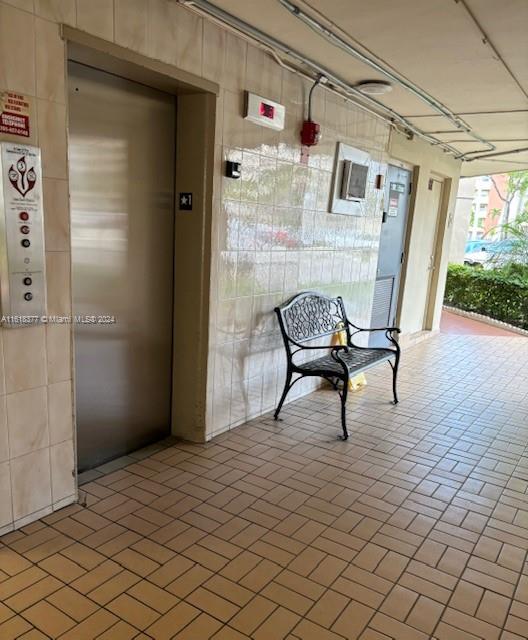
199,0,528,176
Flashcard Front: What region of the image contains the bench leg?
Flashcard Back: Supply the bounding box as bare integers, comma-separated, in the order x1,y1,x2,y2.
339,381,349,440
274,371,293,421
391,354,400,404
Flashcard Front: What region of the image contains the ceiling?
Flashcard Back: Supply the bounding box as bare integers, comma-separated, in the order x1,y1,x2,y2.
188,0,528,176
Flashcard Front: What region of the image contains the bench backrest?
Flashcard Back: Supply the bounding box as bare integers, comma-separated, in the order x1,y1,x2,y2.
275,291,349,347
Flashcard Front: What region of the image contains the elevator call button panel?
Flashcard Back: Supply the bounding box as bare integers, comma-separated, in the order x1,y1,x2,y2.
0,143,47,325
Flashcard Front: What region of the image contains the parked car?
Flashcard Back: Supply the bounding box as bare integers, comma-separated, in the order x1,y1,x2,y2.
465,239,489,254
464,239,515,268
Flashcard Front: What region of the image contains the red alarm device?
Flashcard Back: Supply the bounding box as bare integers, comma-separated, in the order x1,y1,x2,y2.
301,119,321,147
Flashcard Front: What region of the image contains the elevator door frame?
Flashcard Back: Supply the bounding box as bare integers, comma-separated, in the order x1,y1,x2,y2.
68,61,177,471
64,27,218,472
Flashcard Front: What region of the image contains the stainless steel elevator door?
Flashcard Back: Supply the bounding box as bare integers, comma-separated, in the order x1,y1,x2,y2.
68,62,175,472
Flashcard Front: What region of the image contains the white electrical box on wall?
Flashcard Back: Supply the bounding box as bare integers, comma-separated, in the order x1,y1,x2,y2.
244,91,285,131
0,143,47,325
329,142,372,215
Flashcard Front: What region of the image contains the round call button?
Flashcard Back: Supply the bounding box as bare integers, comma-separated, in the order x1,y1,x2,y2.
19,212,29,221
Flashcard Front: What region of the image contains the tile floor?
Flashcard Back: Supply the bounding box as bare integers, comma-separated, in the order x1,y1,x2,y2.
1,333,528,639
440,310,522,337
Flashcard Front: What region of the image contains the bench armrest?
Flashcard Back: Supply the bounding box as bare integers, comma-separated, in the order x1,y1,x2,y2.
348,321,400,334
347,322,401,353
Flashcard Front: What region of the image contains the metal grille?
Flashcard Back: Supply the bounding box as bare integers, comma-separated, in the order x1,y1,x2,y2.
281,293,346,343
371,277,394,328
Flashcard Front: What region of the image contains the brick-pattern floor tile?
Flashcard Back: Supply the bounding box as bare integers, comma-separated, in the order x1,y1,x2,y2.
46,585,99,621
145,601,200,639
22,601,76,637
252,606,300,639
1,334,528,638
0,615,33,639
106,593,160,630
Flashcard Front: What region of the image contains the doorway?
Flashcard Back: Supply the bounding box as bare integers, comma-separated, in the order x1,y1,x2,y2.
68,61,176,471
421,176,444,330
370,165,411,346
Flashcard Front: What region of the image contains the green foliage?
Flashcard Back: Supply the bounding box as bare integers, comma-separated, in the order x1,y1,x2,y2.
499,261,528,283
444,264,528,330
506,171,528,202
497,209,528,266
469,205,476,229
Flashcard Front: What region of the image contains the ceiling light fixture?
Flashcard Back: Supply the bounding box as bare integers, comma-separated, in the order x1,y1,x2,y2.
356,81,393,96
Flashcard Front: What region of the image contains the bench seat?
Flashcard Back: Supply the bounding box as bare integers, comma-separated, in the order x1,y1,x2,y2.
297,347,394,377
274,291,401,440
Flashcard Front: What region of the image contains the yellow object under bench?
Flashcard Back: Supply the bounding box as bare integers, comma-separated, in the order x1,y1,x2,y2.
333,325,367,392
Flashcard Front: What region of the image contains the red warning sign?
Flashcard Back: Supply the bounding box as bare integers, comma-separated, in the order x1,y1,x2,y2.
0,91,30,137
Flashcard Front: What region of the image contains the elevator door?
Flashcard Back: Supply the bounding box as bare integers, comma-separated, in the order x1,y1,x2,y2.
68,62,175,471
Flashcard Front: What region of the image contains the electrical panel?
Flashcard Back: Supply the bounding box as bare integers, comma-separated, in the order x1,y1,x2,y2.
0,143,47,325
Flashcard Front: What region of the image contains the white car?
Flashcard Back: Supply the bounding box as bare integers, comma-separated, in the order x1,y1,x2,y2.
464,240,515,268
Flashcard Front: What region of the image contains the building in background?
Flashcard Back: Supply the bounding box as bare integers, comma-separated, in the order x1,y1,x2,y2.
465,173,527,242
451,172,528,264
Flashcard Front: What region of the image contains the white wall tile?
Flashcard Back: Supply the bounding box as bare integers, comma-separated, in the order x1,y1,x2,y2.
0,461,12,529
50,439,74,502
37,99,68,179
76,0,113,41
45,251,71,315
43,178,70,251
46,324,71,384
7,386,49,458
35,17,66,103
0,3,36,95
0,397,7,463
3,325,47,393
115,0,148,54
35,0,76,24
48,380,73,445
11,448,52,520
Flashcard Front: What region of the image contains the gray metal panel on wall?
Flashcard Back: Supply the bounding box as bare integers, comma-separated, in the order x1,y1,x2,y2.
68,61,175,471
370,165,411,346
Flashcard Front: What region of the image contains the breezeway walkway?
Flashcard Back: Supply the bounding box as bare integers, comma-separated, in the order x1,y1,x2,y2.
441,309,523,337
0,333,527,639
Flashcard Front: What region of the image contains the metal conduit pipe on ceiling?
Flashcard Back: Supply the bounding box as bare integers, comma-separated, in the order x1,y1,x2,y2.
178,0,491,159
465,146,528,162
176,0,461,159
279,0,495,155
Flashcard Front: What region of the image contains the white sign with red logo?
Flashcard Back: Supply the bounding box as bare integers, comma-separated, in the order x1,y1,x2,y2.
0,143,46,324
0,91,30,137
1,144,40,201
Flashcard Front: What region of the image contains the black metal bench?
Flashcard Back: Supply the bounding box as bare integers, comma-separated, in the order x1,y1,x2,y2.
274,291,401,440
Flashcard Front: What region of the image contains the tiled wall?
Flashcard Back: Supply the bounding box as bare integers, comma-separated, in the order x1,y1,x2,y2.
207,61,390,437
0,0,74,535
0,0,390,530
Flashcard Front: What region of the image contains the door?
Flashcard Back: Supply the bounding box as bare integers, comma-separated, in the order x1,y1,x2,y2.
421,177,444,329
68,62,175,471
370,165,411,346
